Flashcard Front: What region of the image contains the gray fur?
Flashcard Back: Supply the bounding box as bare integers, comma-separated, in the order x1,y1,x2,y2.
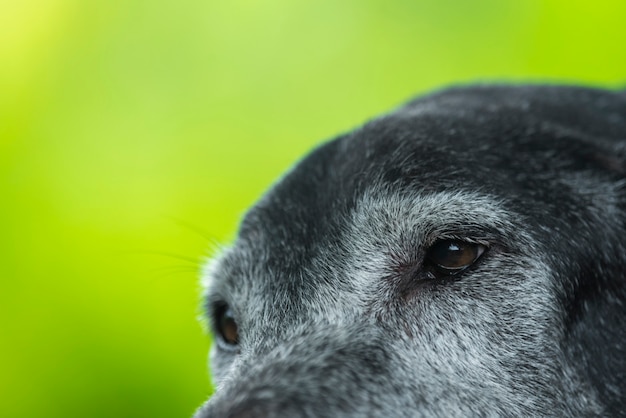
194,85,626,417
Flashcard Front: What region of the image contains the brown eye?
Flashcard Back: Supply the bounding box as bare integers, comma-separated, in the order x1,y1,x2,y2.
426,240,486,275
214,304,239,347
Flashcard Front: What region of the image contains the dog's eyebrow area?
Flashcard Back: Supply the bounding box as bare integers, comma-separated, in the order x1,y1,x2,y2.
341,189,524,284
204,189,528,314
349,189,517,251
205,189,525,295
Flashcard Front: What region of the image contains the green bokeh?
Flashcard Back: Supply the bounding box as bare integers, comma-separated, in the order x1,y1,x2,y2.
1,1,624,417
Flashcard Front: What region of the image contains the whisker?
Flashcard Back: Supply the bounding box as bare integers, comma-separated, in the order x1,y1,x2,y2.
124,249,202,265
165,215,223,247
146,265,202,282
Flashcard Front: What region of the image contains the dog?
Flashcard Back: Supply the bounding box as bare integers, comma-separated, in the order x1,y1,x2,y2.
193,85,626,417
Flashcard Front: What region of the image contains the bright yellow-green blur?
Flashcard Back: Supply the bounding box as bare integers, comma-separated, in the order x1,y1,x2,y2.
1,1,624,417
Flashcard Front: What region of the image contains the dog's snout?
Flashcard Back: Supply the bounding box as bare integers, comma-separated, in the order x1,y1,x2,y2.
196,324,393,417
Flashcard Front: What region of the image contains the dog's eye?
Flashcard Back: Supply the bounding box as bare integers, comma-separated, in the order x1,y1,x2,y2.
425,240,486,275
214,303,239,347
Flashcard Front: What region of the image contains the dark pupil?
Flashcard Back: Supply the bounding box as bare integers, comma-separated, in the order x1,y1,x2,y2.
429,240,477,270
218,306,239,345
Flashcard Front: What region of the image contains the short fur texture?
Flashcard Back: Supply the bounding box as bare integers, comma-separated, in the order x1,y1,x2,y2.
194,85,626,417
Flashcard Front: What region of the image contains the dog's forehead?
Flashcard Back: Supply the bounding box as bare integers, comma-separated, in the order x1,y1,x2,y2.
236,86,624,245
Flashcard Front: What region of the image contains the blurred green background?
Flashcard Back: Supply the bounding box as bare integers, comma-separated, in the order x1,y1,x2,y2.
1,0,624,417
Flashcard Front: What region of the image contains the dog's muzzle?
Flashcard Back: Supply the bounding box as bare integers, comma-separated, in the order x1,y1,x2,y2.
193,324,393,418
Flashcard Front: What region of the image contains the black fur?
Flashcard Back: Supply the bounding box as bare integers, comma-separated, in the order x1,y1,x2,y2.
195,85,626,417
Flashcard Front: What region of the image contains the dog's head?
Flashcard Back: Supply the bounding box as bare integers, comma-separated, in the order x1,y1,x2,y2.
194,85,626,417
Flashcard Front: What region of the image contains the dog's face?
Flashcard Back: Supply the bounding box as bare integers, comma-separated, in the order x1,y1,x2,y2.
194,86,626,417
